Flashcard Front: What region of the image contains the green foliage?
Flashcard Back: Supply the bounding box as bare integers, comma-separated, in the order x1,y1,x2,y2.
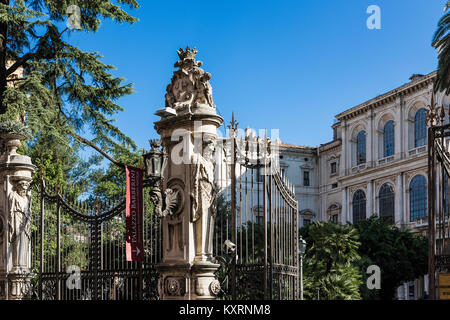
355,216,428,300
87,144,142,201
433,2,450,94
300,221,363,300
0,119,30,136
0,0,141,192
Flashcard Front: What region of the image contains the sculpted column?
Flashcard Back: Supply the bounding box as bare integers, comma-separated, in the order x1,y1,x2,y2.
0,130,36,300
154,47,223,300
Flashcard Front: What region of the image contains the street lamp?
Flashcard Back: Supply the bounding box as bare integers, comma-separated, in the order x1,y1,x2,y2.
143,139,165,183
298,236,307,300
143,140,172,218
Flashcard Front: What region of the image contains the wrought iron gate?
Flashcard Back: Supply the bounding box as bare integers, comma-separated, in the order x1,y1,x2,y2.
214,118,299,300
427,92,450,300
30,178,161,300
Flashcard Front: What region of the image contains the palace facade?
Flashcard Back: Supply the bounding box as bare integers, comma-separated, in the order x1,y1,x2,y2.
278,70,450,300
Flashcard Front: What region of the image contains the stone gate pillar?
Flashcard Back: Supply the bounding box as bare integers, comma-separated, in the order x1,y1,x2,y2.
154,47,223,300
0,132,36,300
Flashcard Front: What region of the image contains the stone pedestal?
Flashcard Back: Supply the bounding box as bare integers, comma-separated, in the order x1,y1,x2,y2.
157,262,221,300
6,272,32,300
154,47,223,300
0,132,36,300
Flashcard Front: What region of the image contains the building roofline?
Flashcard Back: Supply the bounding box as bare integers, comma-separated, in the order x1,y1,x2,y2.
319,139,341,150
335,71,436,121
280,143,317,151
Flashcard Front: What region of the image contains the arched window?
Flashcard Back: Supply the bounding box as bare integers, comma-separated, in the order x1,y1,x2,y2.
383,120,395,157
414,108,426,147
409,175,427,221
379,183,394,223
356,131,366,165
352,190,366,224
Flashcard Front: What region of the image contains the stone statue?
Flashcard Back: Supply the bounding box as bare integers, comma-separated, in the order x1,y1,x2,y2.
191,137,217,223
190,137,217,262
164,46,216,113
8,177,32,272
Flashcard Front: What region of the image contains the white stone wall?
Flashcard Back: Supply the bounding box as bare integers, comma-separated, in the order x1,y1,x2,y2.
279,145,319,227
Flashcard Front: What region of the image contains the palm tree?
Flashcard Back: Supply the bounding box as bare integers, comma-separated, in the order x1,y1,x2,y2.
301,222,362,300
433,2,450,94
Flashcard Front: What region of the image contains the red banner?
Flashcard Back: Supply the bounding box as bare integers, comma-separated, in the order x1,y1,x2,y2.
125,165,144,262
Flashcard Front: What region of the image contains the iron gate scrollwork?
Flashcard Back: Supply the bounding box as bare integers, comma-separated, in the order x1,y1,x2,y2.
427,91,450,300
30,178,162,300
214,116,299,300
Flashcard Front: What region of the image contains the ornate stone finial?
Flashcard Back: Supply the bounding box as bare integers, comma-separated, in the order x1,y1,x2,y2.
177,46,198,61
162,46,216,114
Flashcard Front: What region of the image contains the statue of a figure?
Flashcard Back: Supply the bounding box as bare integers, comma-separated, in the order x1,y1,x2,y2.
194,72,215,108
164,46,216,112
190,137,217,262
191,137,216,223
8,178,32,272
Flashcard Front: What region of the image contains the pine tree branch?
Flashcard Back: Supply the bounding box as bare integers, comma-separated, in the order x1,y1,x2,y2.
6,77,24,82
68,131,125,169
6,52,36,76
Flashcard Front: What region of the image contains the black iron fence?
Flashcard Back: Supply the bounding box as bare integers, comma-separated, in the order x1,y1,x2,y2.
214,125,299,300
28,123,298,300
30,179,162,300
427,94,450,300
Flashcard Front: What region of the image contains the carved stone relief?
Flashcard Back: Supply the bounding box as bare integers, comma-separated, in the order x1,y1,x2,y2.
209,279,221,296
165,277,186,297
165,46,216,114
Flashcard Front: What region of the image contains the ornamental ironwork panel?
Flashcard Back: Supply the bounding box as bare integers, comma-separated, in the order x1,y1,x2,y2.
213,117,299,300
427,91,450,299
29,179,162,300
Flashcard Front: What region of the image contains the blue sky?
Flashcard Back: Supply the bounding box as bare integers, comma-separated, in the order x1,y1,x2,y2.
70,0,446,151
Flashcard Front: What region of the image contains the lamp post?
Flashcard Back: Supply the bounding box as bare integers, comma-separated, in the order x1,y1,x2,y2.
142,139,165,184
143,139,173,218
298,236,306,300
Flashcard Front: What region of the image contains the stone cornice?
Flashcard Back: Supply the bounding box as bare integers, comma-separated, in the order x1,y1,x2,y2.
154,113,224,134
280,144,316,152
319,139,341,153
335,71,436,122
338,152,427,185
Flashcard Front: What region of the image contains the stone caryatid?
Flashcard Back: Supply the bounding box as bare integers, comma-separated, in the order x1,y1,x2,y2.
190,136,217,262
8,177,32,272
191,136,216,222
0,130,36,300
